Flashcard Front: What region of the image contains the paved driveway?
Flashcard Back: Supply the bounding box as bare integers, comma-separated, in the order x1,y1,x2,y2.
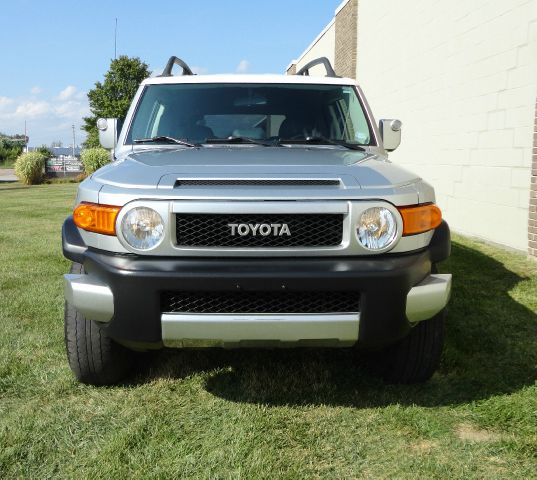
0,169,17,182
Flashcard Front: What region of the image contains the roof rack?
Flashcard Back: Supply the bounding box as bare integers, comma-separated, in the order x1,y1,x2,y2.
159,56,195,77
295,57,338,78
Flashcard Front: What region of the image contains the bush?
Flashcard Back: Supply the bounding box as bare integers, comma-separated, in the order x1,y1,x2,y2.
14,152,46,185
80,148,110,174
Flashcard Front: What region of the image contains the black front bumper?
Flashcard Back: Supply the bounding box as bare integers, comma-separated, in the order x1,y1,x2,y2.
62,217,450,349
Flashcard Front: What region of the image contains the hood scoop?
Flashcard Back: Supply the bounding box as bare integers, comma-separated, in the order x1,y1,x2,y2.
173,178,341,188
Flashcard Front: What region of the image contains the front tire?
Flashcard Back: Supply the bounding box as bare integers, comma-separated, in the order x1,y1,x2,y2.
64,263,133,385
376,309,445,384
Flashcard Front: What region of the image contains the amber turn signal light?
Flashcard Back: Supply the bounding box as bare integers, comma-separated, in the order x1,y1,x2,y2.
73,202,121,236
398,203,442,236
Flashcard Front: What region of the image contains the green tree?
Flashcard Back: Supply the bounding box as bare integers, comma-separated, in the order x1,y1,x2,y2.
82,55,150,147
0,135,24,165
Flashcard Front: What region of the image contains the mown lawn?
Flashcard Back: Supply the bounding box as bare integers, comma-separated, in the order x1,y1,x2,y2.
0,182,536,479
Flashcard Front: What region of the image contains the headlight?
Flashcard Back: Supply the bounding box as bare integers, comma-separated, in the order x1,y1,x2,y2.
120,207,164,250
357,207,397,250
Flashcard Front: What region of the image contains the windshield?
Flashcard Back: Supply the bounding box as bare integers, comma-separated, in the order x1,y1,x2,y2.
126,83,374,146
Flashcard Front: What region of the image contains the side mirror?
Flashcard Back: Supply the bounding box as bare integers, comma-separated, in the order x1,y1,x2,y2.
97,118,119,149
379,119,402,152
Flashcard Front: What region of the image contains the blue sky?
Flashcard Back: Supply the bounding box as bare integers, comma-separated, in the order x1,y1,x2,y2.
0,0,341,146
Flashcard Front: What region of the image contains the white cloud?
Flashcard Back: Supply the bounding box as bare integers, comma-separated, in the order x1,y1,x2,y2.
30,86,42,95
236,60,250,73
57,85,77,101
0,87,89,145
14,101,51,118
0,96,14,110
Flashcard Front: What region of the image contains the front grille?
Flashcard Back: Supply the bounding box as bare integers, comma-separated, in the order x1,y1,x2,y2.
175,213,343,248
175,179,340,187
161,291,360,314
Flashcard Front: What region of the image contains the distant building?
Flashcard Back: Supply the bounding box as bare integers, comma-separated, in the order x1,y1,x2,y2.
28,146,82,157
50,147,82,157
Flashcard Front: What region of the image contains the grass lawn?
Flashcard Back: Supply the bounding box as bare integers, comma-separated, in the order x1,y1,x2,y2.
1,182,536,478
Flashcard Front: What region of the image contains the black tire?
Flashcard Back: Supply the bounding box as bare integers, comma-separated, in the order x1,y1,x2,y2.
377,309,445,384
64,262,133,385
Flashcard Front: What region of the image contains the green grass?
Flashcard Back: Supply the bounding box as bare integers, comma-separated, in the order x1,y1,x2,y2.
1,183,536,479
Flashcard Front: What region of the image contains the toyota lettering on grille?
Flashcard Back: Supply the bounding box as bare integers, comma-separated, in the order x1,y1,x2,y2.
228,223,291,237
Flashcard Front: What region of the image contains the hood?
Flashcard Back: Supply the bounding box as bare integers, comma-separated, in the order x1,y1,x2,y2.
91,146,420,190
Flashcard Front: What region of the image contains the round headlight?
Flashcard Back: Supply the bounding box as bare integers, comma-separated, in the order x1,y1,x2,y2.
357,207,397,250
121,207,164,250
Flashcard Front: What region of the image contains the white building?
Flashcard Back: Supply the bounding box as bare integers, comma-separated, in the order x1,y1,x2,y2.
287,0,537,257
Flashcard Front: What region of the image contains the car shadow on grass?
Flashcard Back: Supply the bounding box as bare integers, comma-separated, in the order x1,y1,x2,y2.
131,241,537,407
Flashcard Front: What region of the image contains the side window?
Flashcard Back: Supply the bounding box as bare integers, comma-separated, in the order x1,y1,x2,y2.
345,90,370,144
149,102,165,138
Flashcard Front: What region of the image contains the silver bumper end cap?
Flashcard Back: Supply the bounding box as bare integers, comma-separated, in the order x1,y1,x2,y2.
161,313,360,348
406,273,452,323
64,274,114,322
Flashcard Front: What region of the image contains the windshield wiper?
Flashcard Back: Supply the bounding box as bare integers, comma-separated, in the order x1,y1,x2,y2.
280,136,366,151
133,136,199,147
205,136,279,147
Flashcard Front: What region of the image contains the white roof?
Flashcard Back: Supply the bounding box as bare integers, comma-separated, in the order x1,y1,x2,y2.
142,74,357,86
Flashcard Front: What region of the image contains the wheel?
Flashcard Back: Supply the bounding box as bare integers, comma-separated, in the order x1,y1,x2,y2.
64,262,133,385
376,309,445,384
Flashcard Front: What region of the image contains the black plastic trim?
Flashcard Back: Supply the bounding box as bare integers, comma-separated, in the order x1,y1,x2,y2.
429,220,451,264
62,216,87,264
295,57,338,78
159,56,195,77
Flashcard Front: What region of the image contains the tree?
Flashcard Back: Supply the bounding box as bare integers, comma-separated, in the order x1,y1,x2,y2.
82,56,150,147
36,145,53,159
0,134,24,164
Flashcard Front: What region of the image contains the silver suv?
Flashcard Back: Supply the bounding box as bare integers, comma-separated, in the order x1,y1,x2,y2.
62,56,452,386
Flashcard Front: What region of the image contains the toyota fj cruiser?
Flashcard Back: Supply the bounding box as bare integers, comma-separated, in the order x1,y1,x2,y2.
62,56,451,386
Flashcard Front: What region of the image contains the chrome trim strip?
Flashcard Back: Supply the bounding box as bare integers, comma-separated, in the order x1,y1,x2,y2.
64,274,114,322
161,313,360,347
406,274,452,323
171,201,349,214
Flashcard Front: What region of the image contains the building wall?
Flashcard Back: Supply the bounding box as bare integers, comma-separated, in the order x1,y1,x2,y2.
530,100,537,255
334,0,358,78
287,19,336,76
356,0,537,252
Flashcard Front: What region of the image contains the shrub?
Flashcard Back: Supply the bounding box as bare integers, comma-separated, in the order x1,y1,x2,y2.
14,152,46,185
80,147,110,174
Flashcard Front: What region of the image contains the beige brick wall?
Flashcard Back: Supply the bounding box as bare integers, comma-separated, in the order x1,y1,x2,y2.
530,99,537,256
335,0,358,78
356,0,537,252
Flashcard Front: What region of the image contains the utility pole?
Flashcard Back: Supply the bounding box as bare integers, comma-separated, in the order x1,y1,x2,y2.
72,124,76,157
114,18,118,59
24,120,27,152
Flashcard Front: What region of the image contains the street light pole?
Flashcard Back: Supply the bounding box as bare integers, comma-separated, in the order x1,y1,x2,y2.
72,124,76,157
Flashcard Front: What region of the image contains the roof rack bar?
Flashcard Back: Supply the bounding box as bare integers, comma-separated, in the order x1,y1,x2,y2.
159,56,195,77
295,57,338,78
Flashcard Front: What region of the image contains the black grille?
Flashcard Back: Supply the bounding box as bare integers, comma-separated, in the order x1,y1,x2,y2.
175,214,343,248
161,291,360,314
175,179,340,187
